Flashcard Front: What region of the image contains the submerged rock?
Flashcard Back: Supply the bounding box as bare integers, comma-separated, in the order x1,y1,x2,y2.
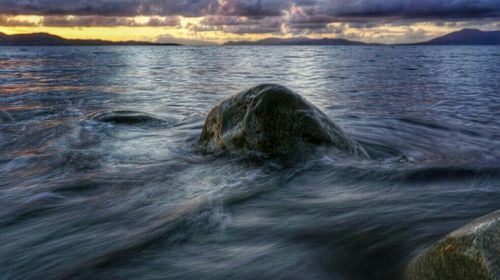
406,209,500,280
88,110,165,125
199,84,369,158
0,110,14,123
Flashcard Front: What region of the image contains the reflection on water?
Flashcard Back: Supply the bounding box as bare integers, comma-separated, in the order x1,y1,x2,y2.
0,46,499,279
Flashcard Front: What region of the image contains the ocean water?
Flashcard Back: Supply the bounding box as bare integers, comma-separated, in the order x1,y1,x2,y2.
0,46,499,279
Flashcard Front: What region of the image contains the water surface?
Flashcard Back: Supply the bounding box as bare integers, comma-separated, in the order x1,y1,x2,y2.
1,46,499,279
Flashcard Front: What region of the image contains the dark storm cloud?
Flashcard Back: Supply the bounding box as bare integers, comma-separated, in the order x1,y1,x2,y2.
201,15,280,26
1,0,498,19
0,0,498,31
0,0,288,17
295,0,500,20
41,16,180,27
285,0,500,35
196,16,282,34
218,0,290,17
0,0,219,16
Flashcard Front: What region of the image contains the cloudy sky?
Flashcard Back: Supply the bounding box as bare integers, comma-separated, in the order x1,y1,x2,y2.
0,0,499,44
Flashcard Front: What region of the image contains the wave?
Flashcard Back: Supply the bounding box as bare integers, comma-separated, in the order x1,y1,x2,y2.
54,160,303,278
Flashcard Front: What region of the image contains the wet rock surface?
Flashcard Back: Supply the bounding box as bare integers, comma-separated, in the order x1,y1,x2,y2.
406,209,500,280
199,84,369,158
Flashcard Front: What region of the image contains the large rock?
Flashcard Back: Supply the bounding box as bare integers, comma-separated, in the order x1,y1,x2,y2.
199,84,369,158
406,209,500,280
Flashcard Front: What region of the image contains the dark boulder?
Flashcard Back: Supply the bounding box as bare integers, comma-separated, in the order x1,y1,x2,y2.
406,209,500,280
199,84,369,158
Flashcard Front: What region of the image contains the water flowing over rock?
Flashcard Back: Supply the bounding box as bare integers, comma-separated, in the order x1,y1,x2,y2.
0,110,14,123
406,209,500,280
199,84,369,158
88,110,165,126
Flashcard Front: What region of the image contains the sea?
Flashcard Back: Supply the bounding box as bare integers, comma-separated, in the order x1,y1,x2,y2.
0,45,499,279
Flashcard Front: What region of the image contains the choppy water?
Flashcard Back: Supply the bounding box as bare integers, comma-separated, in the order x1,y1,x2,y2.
0,46,499,279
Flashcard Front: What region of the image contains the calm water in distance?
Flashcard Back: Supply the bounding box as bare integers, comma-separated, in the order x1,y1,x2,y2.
0,46,499,279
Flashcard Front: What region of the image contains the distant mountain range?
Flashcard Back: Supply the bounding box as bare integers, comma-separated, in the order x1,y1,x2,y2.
0,29,499,46
224,37,367,46
416,29,500,45
0,32,180,46
225,29,500,46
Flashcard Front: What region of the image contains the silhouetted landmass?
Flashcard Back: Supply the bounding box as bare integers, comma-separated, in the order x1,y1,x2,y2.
224,37,367,46
0,32,180,46
418,29,500,45
226,29,500,46
2,29,499,46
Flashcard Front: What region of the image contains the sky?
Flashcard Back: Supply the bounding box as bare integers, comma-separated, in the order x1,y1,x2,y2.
0,0,499,44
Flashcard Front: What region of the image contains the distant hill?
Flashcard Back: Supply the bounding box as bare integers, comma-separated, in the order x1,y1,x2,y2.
0,32,180,46
224,37,367,46
418,29,500,45
225,29,500,46
2,29,499,46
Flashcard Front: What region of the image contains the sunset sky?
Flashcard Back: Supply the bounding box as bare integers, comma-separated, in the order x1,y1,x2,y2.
1,0,499,44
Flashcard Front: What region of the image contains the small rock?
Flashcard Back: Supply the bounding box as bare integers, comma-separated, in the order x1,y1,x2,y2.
88,110,165,125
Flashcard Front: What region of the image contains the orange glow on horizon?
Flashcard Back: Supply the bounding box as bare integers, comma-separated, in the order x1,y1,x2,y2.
0,14,481,44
